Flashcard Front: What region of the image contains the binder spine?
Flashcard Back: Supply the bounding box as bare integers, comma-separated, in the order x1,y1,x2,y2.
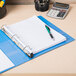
1,25,33,58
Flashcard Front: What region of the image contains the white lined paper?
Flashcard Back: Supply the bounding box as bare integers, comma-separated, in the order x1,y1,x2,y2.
7,16,66,54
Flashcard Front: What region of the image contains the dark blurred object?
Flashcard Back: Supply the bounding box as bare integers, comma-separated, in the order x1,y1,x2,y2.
34,0,50,12
0,5,7,19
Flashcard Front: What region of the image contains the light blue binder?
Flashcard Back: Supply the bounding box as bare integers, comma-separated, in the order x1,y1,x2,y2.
0,16,75,73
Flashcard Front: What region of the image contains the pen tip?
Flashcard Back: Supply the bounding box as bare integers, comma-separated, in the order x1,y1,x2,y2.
53,38,55,41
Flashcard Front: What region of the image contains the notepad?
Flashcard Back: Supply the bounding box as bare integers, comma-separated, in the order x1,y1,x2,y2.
0,49,14,72
5,16,66,54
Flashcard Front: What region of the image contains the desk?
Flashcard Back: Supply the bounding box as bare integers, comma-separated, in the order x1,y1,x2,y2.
0,4,76,75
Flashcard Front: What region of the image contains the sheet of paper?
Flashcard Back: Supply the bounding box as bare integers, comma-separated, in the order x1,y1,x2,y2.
8,16,66,54
0,49,15,72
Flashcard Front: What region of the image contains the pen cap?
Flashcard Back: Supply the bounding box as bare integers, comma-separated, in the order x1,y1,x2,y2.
0,5,7,19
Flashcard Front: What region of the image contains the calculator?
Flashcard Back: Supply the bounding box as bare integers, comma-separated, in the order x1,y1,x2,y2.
47,2,70,19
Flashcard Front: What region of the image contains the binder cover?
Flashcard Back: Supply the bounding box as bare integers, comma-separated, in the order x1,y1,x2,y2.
0,16,75,73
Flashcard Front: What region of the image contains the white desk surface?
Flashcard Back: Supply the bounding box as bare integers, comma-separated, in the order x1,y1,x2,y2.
0,4,76,74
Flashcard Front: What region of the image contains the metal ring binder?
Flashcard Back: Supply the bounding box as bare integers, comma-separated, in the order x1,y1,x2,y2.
1,25,33,58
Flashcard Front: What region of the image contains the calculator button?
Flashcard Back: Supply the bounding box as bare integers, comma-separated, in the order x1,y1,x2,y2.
61,12,66,17
54,10,60,17
48,9,60,17
48,9,54,15
57,12,65,17
57,12,61,17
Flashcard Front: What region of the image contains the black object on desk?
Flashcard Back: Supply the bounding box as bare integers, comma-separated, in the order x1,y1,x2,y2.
34,0,50,12
0,5,7,19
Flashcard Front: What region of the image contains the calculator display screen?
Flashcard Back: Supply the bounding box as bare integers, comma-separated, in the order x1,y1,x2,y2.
53,2,69,9
56,4,67,8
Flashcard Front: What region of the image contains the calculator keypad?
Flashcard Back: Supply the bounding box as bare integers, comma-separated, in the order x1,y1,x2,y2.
47,8,67,19
48,9,60,18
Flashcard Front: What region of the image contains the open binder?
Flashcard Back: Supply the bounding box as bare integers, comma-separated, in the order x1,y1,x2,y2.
1,15,67,58
0,16,75,73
